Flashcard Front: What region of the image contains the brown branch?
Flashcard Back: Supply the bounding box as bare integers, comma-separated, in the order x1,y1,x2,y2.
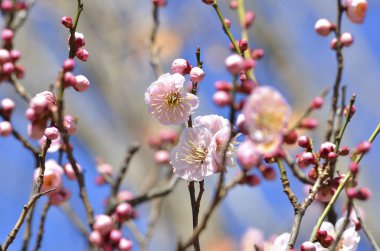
148,3,163,77
21,202,35,251
2,188,55,251
188,181,200,251
277,159,300,209
33,201,51,251
325,0,345,142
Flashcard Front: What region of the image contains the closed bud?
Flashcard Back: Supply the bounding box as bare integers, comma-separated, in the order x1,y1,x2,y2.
76,48,89,61
244,11,255,28
225,54,244,74
260,165,276,180
346,187,358,199
109,229,122,244
340,32,354,47
1,29,14,41
1,98,15,116
44,126,59,140
93,215,113,235
338,146,350,156
314,19,335,36
355,141,371,154
298,136,311,148
189,67,205,83
327,152,338,160
310,96,324,109
320,235,334,248
0,121,12,136
345,0,367,24
119,238,133,251
1,1,13,12
356,187,371,200
238,39,248,52
229,0,238,9
202,0,214,4
245,174,260,186
89,231,103,246
224,18,231,28
344,105,356,117
2,62,14,74
284,130,298,145
349,162,359,174
213,91,231,107
300,117,318,129
301,241,316,251
116,203,133,222
63,58,75,72
74,75,90,92
61,16,73,29
214,80,232,91
10,49,21,61
171,58,191,75
239,79,256,94
251,48,264,60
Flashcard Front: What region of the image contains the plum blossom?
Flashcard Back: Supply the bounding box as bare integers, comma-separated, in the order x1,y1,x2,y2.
344,0,367,24
145,73,199,125
171,126,215,181
33,159,63,192
242,86,291,155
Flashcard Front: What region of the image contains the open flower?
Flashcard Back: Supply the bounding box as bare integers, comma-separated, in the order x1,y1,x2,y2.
242,86,290,155
170,126,216,181
345,0,367,24
145,73,199,125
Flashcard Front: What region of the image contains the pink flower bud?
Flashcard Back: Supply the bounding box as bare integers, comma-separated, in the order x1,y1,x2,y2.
330,37,338,50
349,162,359,174
355,141,371,154
189,67,205,83
298,136,311,148
61,16,73,28
118,238,133,251
171,58,191,75
93,215,114,235
301,241,316,251
344,104,356,117
238,39,248,52
76,48,89,61
116,203,133,222
10,49,21,61
212,91,231,107
154,150,170,164
300,117,318,129
284,130,298,145
2,62,14,74
63,58,75,72
244,11,255,28
64,162,81,180
229,0,238,9
15,64,25,79
1,1,13,11
316,186,334,202
243,59,256,71
311,96,324,109
314,19,334,36
340,32,354,47
240,79,256,94
346,187,358,199
2,29,14,41
320,235,333,248
44,126,59,140
15,2,27,10
0,49,10,63
345,0,367,24
64,72,76,87
237,140,260,169
159,129,178,143
25,108,36,121
214,80,232,91
317,229,327,239
202,0,215,4
63,115,76,135
117,190,134,202
152,0,167,6
327,152,338,160
89,231,103,246
338,146,350,156
224,18,231,28
251,48,264,60
109,229,122,243
225,54,244,74
296,152,316,168
356,187,371,200
319,142,336,159
0,121,12,136
1,98,15,116
49,188,71,205
68,32,85,48
74,75,90,92
236,114,248,135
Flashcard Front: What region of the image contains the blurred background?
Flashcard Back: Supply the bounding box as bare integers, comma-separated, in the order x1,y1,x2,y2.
0,0,379,250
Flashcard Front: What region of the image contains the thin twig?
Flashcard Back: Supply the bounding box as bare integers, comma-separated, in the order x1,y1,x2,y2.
21,201,35,251
33,201,51,251
148,3,163,77
277,159,300,208
353,202,380,251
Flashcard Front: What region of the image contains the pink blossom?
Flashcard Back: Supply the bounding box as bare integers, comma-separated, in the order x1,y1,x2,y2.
225,54,244,74
242,86,290,154
64,162,82,180
0,121,12,136
213,91,231,107
237,139,260,170
194,114,230,135
190,67,206,83
93,215,114,235
73,75,90,92
39,134,61,152
145,73,199,125
44,126,59,140
240,228,264,251
314,19,334,36
33,159,64,192
170,126,216,181
49,188,71,205
345,0,367,24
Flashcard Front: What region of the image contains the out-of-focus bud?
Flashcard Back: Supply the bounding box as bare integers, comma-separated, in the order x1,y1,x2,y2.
224,18,231,29
154,150,170,165
119,238,133,251
10,50,21,62
345,0,367,24
1,98,15,117
202,0,215,4
225,54,244,74
338,146,350,156
153,0,167,7
93,215,113,235
301,241,316,251
0,121,12,136
240,79,256,94
44,126,59,140
355,141,371,154
284,130,298,145
343,104,356,117
74,75,90,92
314,19,335,36
330,37,338,50
237,140,260,169
2,29,14,41
311,96,324,109
213,91,231,107
2,62,14,74
238,39,248,52
298,136,311,149
1,1,13,12
75,48,89,61
89,231,103,246
0,49,11,63
109,229,122,244
244,11,255,28
214,80,232,91
251,48,264,60
245,174,260,186
229,0,238,9
349,162,359,174
300,117,318,129
63,59,75,72
319,142,336,159
116,203,133,222
63,115,77,135
356,187,371,200
260,165,276,180
64,162,82,180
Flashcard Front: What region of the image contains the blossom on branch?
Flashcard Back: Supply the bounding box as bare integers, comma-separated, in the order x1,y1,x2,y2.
145,73,199,125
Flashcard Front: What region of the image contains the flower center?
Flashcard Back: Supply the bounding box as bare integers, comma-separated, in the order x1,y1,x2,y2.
165,91,181,106
187,141,208,164
355,3,367,17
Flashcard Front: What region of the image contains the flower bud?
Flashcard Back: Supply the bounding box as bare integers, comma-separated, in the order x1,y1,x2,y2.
2,62,14,74
68,32,85,48
319,142,336,159
260,165,276,180
63,115,77,135
349,162,359,174
236,114,248,135
300,117,318,129
64,162,82,180
1,98,15,116
345,0,367,24
244,11,255,28
320,235,333,248
355,141,371,154
229,0,238,9
93,215,113,235
89,231,103,246
344,105,356,117
109,229,122,243
243,59,256,71
189,67,205,83
311,96,324,109
338,146,350,156
153,0,167,6
118,238,133,251
61,16,73,29
0,49,11,63
171,58,191,75
9,49,21,62
2,29,14,41
327,152,338,160
284,130,298,145
44,126,59,140
224,18,231,28
298,136,311,148
251,48,264,60
346,187,358,199
1,1,13,12
154,150,170,164
76,48,89,61
245,174,260,186
214,80,232,91
116,203,133,222
74,75,90,92
225,54,244,74
314,19,334,36
301,241,316,251
340,32,354,47
212,91,231,107
330,37,338,50
63,59,75,72
238,39,248,52
0,121,12,136
356,187,371,200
